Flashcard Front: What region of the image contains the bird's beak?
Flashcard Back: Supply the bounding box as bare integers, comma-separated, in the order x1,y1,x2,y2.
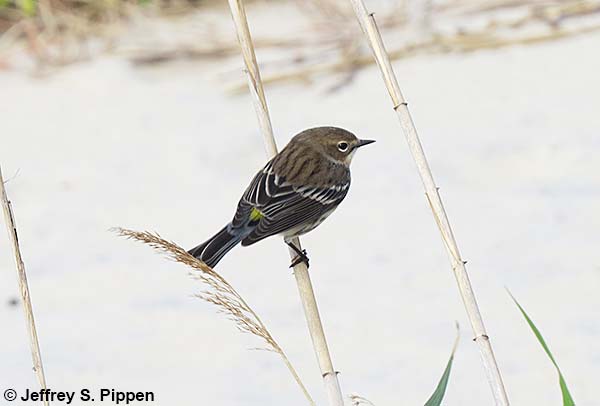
355,139,376,149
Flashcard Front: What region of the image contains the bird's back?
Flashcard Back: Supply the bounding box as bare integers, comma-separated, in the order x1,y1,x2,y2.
232,138,351,246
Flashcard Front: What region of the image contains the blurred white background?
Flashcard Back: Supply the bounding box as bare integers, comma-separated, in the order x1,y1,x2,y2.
1,1,599,405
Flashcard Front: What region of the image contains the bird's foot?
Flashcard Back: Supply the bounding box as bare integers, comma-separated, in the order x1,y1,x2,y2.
286,242,310,269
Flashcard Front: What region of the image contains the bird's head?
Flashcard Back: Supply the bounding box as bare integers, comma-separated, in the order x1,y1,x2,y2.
296,126,375,166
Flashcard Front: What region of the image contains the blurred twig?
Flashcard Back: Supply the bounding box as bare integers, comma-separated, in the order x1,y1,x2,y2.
225,21,600,93
2,0,600,82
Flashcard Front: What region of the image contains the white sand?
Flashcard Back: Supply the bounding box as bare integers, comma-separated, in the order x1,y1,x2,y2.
1,6,599,405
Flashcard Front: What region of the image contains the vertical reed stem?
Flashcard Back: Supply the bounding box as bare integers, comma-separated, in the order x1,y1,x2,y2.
0,166,49,406
226,1,344,405
347,1,510,405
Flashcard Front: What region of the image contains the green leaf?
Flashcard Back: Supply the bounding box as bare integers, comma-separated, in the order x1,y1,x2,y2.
508,290,575,406
424,322,460,406
0,0,10,9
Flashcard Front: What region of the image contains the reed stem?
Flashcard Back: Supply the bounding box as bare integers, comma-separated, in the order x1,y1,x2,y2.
0,166,49,406
347,1,510,404
226,1,345,405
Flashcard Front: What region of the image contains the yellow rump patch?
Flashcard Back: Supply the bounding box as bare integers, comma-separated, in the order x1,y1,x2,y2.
250,207,265,221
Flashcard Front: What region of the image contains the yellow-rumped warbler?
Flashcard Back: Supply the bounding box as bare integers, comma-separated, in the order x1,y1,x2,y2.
188,126,374,268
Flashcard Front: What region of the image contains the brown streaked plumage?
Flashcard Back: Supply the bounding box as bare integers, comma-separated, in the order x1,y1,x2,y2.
188,126,375,268
273,127,355,186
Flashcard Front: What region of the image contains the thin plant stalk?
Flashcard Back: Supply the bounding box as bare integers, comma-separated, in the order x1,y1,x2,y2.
346,1,510,405
226,1,345,405
0,166,49,406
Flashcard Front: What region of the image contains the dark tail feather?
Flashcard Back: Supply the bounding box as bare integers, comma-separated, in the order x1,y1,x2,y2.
187,224,242,268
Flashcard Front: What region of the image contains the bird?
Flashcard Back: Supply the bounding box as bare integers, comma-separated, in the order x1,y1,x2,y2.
188,126,375,268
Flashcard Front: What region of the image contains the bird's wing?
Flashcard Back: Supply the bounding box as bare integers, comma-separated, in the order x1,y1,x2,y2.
233,161,349,246
231,159,295,228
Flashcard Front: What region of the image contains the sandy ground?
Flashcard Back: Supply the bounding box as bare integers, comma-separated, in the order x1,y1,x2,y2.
1,6,599,406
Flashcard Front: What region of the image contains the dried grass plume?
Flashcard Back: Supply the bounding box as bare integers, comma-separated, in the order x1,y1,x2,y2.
113,227,314,405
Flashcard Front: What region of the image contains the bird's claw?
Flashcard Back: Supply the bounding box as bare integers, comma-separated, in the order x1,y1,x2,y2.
289,249,310,269
286,242,310,269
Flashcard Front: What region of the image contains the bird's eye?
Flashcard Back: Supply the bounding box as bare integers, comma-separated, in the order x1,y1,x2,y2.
337,142,349,152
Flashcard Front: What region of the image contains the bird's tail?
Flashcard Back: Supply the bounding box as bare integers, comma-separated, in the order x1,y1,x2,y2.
187,224,242,268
